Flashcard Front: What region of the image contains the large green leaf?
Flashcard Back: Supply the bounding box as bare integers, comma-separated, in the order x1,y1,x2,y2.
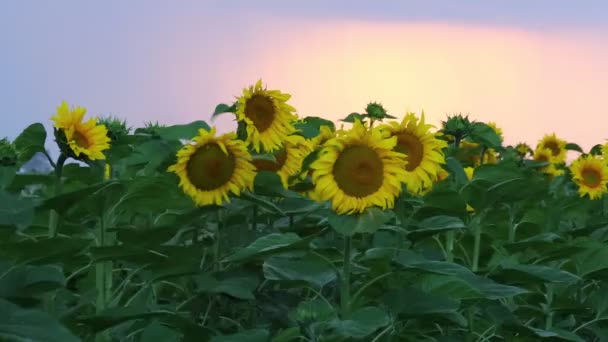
223,233,304,262
0,263,65,300
196,273,260,300
211,329,270,342
0,190,37,229
13,123,47,164
0,298,79,342
493,264,581,284
327,207,393,236
157,120,211,141
328,307,389,338
408,215,466,241
263,254,337,287
382,288,460,316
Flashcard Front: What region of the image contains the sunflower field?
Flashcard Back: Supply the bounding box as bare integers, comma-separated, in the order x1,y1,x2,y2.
3,80,608,342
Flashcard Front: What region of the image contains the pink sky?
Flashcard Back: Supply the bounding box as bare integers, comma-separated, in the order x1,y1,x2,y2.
3,3,608,154
211,19,608,151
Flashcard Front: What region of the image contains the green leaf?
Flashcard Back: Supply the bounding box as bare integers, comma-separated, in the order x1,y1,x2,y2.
341,112,368,123
140,320,180,342
0,190,37,230
253,171,295,198
329,307,389,338
382,288,460,316
565,143,584,153
240,192,285,216
13,123,47,164
0,166,19,190
212,102,237,118
196,273,260,300
0,237,91,264
0,298,79,342
408,215,466,241
263,254,337,287
223,233,304,262
444,157,468,185
0,263,66,300
327,207,393,236
157,120,211,141
469,122,502,149
211,329,270,342
494,264,581,284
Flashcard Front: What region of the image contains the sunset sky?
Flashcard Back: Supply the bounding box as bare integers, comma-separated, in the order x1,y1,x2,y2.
2,1,608,155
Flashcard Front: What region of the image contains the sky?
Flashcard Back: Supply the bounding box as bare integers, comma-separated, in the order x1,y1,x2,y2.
2,0,608,157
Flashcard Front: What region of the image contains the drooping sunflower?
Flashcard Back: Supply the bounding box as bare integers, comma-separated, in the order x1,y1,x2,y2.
310,120,410,215
378,112,447,195
516,143,532,157
235,80,298,153
168,127,256,206
252,135,314,187
537,133,567,163
569,155,608,200
51,101,110,160
487,122,503,141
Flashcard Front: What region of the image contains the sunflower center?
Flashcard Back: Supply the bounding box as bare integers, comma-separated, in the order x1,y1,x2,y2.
543,141,561,156
395,132,424,171
536,155,549,162
244,95,276,133
332,145,384,198
582,167,602,188
186,143,236,191
252,150,287,172
73,131,90,149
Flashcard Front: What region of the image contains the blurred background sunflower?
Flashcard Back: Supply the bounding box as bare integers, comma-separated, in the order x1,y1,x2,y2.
537,133,568,164
168,127,256,206
252,134,314,187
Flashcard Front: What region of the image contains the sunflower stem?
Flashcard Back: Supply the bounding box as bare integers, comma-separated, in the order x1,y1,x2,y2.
95,212,113,342
288,214,294,230
446,231,455,263
213,211,222,272
340,236,352,316
479,146,488,165
48,154,67,238
251,205,258,231
472,222,481,272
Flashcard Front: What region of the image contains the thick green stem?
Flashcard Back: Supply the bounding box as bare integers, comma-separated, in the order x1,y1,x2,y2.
446,231,455,262
48,154,67,238
95,214,113,342
251,205,258,230
472,223,481,272
213,211,222,272
341,236,352,316
545,285,554,330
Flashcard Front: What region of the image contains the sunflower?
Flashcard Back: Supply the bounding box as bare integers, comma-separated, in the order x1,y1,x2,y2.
487,122,504,141
51,101,110,160
312,125,335,147
235,80,298,153
533,147,561,177
252,135,314,187
569,155,608,200
516,143,532,157
537,133,567,163
378,112,447,195
602,143,608,158
168,127,256,206
464,167,475,181
310,120,409,214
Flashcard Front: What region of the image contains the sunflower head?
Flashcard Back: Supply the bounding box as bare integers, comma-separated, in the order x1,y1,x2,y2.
569,155,608,200
51,101,111,161
516,143,532,157
537,133,567,164
167,127,256,206
487,122,504,141
601,143,608,158
0,138,17,166
365,102,390,120
235,80,298,153
441,114,473,142
310,119,409,214
252,134,314,187
378,111,447,195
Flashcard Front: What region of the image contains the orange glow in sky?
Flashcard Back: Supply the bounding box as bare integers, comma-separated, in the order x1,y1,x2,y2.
211,19,608,152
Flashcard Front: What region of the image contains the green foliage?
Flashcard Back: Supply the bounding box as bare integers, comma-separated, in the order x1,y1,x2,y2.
3,116,608,342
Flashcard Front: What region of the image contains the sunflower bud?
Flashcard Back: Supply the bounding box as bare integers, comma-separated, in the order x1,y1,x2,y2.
98,116,130,142
0,138,18,166
365,102,388,119
135,121,164,139
441,114,473,145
